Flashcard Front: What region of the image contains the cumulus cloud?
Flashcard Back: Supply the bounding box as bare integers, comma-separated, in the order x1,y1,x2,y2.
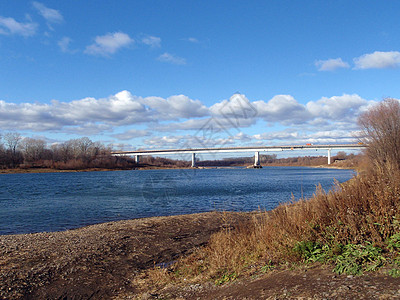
112,129,151,140
253,129,356,144
306,94,375,121
0,91,210,134
157,52,186,65
0,90,380,146
141,35,161,47
85,32,134,56
32,2,63,24
253,95,311,124
143,133,237,150
142,95,209,120
0,16,37,37
65,123,113,135
315,58,350,71
354,51,400,69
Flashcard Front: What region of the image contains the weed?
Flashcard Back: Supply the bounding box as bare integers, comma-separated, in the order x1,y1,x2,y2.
333,243,385,275
389,268,400,277
293,241,325,262
260,260,275,273
214,271,238,285
387,233,400,251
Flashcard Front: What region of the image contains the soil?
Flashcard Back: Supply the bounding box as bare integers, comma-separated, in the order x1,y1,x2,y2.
152,267,400,299
1,212,400,300
0,212,249,299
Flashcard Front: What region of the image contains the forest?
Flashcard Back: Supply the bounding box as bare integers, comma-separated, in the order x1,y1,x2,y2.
0,133,136,170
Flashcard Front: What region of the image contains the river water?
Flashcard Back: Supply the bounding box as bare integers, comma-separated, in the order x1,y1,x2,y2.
0,167,354,235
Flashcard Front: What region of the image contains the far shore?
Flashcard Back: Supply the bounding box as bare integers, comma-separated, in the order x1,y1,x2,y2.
0,163,353,174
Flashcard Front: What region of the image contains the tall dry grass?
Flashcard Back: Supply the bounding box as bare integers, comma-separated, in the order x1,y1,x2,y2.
144,167,399,285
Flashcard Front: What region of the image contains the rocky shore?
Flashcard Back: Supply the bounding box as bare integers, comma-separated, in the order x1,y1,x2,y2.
0,212,249,299
1,211,400,299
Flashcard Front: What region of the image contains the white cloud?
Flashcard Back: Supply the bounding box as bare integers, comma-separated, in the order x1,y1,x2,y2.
185,37,199,43
112,129,151,140
65,123,113,135
315,58,350,71
85,32,134,56
141,35,161,47
58,37,74,53
306,94,375,121
253,95,311,124
142,95,209,120
253,129,357,144
0,91,210,134
0,92,150,132
0,91,379,146
157,52,186,65
143,133,237,150
32,2,63,24
0,16,37,37
354,51,400,69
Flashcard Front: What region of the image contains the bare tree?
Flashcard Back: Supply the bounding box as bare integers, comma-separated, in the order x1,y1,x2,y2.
76,137,94,160
20,138,47,163
358,98,400,174
4,132,23,168
0,134,5,168
51,142,73,163
4,132,21,154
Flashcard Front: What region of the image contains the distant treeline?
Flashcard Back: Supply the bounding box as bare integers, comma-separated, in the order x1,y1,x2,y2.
0,133,136,170
0,132,361,170
196,152,362,168
139,152,362,168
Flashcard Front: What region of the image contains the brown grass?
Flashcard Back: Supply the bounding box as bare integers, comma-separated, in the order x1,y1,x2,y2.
139,166,400,288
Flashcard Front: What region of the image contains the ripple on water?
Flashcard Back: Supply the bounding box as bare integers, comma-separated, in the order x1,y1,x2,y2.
0,167,355,235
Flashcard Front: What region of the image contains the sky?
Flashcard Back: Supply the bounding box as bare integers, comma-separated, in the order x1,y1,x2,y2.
1,1,400,157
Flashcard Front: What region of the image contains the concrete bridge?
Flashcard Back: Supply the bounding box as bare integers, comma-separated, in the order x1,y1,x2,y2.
112,143,365,168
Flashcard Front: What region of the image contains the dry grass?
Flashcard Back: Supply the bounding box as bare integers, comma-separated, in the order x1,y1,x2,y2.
139,166,400,288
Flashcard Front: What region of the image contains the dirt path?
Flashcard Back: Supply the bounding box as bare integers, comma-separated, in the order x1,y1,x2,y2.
0,212,249,299
154,267,400,299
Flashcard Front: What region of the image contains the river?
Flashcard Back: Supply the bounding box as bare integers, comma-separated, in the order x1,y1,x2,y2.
0,167,354,235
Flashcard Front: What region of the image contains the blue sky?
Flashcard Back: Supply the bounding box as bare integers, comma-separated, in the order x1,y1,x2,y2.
1,1,400,155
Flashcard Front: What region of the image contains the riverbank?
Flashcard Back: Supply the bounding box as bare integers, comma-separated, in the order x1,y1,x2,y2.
0,212,251,299
0,167,122,174
1,211,399,299
0,163,351,174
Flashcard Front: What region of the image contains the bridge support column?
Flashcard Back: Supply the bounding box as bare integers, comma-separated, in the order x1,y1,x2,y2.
254,151,262,168
135,155,140,164
327,149,331,165
191,153,196,168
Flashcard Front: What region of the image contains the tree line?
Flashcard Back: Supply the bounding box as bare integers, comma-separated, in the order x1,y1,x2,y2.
195,152,360,167
0,132,363,170
0,133,136,170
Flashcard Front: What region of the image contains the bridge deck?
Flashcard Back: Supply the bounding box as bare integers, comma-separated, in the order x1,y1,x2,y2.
112,144,365,156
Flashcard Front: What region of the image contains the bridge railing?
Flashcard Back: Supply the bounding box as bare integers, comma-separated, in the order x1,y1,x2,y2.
111,143,365,167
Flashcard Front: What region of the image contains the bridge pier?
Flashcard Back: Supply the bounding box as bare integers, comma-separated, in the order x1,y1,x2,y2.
191,153,196,168
135,155,140,164
327,149,331,165
253,151,262,168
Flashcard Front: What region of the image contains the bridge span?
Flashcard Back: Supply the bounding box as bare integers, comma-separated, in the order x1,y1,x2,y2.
112,143,365,168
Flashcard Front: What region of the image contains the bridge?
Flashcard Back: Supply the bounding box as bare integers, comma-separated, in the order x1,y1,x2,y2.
112,143,365,168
